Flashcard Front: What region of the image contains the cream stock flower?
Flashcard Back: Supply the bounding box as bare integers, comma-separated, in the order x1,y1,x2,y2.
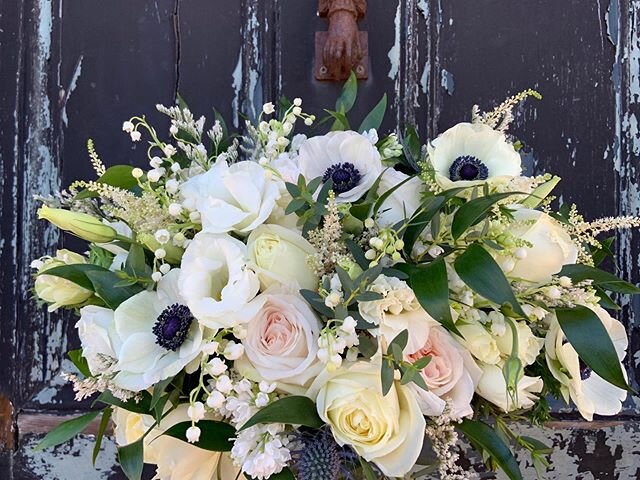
456,322,501,365
34,250,93,311
235,289,323,393
180,160,281,234
246,224,318,291
307,361,425,477
545,306,628,421
178,232,260,330
297,131,383,203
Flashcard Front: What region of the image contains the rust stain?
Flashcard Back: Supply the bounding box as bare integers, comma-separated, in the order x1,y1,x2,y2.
0,394,15,451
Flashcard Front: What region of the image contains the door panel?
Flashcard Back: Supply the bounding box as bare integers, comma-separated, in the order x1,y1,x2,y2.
1,0,639,477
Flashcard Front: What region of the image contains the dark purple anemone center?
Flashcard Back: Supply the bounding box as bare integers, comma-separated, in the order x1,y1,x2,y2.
323,162,362,194
152,303,193,351
449,155,489,181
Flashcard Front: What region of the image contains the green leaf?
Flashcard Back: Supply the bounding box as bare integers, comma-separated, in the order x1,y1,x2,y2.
359,457,378,480
264,468,295,480
555,306,631,391
118,439,144,480
402,196,446,254
400,126,422,172
520,176,561,208
163,420,236,451
68,349,91,378
454,243,527,319
458,419,523,480
372,172,416,216
559,264,640,294
38,263,109,291
96,390,152,415
76,165,138,200
405,259,461,336
451,192,519,240
92,407,112,465
300,289,335,317
381,358,395,396
592,237,615,267
35,410,101,451
150,376,175,411
86,270,143,309
335,71,358,113
358,94,387,133
388,329,408,352
324,109,350,131
124,244,149,280
240,396,323,430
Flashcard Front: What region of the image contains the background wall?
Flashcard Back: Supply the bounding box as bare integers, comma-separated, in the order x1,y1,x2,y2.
1,0,639,478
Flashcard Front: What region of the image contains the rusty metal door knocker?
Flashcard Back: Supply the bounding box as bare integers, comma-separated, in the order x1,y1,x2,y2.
315,0,368,81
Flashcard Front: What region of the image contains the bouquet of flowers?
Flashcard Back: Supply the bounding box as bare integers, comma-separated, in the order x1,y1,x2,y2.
33,77,639,480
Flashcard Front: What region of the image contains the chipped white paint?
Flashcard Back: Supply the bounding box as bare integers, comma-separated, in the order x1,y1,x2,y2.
441,68,455,95
387,1,401,81
61,55,83,127
231,51,242,127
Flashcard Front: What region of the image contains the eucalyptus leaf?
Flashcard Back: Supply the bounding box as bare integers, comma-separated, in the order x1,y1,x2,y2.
35,410,101,451
454,243,527,319
240,396,323,430
164,420,236,451
555,306,631,391
458,419,523,480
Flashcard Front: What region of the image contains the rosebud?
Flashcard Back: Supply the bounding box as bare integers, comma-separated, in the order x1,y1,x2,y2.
34,250,93,311
37,206,117,243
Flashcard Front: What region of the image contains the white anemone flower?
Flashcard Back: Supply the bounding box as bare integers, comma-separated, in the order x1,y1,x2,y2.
427,122,522,188
545,306,628,420
178,232,260,330
297,130,383,203
180,160,281,234
113,269,205,392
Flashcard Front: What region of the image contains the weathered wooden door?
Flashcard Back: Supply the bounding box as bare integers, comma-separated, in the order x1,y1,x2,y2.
1,0,639,478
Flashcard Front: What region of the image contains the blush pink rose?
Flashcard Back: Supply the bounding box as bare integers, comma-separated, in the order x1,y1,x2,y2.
406,323,482,418
235,289,323,393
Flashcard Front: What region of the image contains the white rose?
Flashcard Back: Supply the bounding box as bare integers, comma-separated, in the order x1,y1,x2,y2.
179,232,260,330
246,224,318,291
235,289,323,393
545,307,628,421
504,208,578,283
297,131,383,203
113,270,205,392
34,250,93,311
494,321,544,366
180,160,281,234
307,362,425,477
427,122,522,188
456,322,502,365
376,169,424,228
76,305,121,376
406,322,482,418
113,406,244,480
358,275,434,353
476,363,543,412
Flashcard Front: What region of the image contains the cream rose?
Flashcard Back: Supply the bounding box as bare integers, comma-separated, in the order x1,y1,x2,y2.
34,250,93,311
504,208,578,283
247,224,318,291
307,362,425,477
297,131,383,203
180,160,281,234
476,363,543,412
376,169,424,228
113,406,244,480
456,322,501,365
406,322,482,418
545,307,628,420
235,289,323,393
179,232,260,329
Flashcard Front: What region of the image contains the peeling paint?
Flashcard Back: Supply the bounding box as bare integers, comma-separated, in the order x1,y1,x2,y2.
441,68,455,95
387,1,401,81
231,51,242,127
61,55,83,127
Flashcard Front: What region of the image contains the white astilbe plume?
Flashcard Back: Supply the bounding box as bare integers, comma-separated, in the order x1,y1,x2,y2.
472,89,542,133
